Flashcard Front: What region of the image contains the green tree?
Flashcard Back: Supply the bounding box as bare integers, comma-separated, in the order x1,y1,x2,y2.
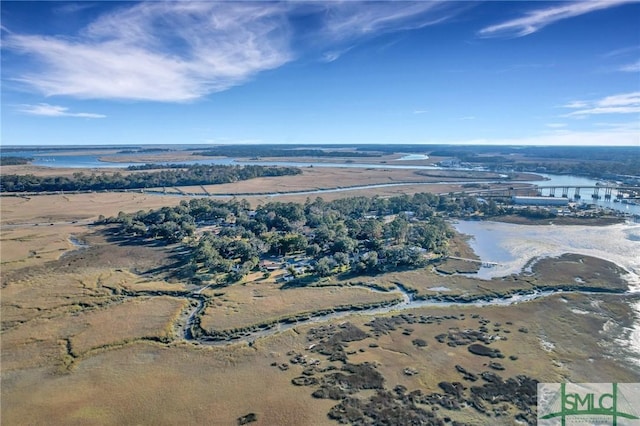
315,257,336,277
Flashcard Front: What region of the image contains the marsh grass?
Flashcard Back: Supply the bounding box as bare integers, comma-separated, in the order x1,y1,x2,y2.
2,169,637,425
1,341,335,425
200,280,399,331
69,296,188,354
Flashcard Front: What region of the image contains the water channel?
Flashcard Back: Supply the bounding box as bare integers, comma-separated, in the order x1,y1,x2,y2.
6,148,637,214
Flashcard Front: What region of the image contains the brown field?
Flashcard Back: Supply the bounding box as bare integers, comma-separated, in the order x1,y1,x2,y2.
1,340,337,426
0,164,126,177
158,166,538,196
200,281,400,332
1,296,187,372
1,223,87,270
2,166,638,425
68,296,188,354
338,293,639,400
0,192,184,225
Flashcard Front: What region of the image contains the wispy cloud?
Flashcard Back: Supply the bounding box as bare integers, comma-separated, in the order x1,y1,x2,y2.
54,2,99,15
322,1,454,41
546,123,567,128
603,45,640,58
563,100,590,109
478,1,632,38
321,46,355,63
413,109,428,115
563,92,640,117
459,116,476,120
619,60,640,72
5,2,292,102
4,1,462,102
18,103,106,118
448,127,639,146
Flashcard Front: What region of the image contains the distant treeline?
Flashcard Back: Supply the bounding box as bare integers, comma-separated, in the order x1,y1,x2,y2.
0,164,301,193
195,145,382,158
118,148,173,154
421,145,640,177
126,163,192,170
0,156,32,166
0,146,142,153
505,160,640,178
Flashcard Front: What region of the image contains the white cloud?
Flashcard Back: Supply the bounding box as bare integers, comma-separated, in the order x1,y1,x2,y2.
18,103,106,118
546,123,567,128
5,2,292,102
599,92,640,107
568,106,640,116
4,1,462,102
459,116,476,120
413,110,428,115
479,1,633,38
564,91,640,117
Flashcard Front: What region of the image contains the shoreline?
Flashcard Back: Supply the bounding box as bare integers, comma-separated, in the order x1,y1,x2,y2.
453,220,640,287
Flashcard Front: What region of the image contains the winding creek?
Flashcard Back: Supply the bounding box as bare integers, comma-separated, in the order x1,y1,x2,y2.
180,284,635,347
48,216,640,375
57,219,640,355
171,218,640,376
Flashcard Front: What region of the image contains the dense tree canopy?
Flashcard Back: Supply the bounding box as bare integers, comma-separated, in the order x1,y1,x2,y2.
0,165,301,193
103,192,499,284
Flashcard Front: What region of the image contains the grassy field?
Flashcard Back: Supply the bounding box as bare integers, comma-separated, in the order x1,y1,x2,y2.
2,295,187,372
3,292,636,425
200,281,400,332
2,165,638,425
1,340,337,426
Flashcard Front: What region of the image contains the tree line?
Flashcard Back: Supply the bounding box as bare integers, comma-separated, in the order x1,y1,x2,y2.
194,145,382,158
0,164,301,193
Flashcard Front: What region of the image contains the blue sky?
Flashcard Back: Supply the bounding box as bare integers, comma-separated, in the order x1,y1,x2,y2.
1,1,639,146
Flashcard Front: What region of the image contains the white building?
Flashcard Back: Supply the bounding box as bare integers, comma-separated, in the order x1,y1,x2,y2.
512,196,570,206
